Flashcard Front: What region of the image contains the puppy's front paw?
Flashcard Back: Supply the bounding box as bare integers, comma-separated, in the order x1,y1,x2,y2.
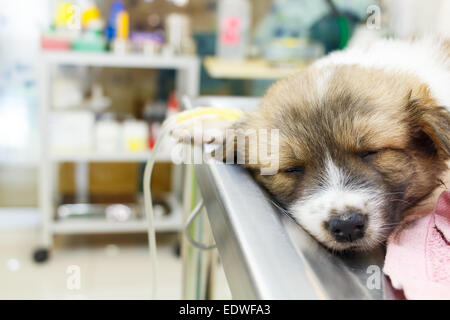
168,107,243,145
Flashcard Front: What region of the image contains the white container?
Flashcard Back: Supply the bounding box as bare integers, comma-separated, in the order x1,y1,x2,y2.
52,76,83,110
95,118,121,153
122,120,149,152
165,13,195,55
49,111,94,154
216,0,251,60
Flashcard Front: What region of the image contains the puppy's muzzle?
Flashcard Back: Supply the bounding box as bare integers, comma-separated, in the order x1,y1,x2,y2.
327,211,367,243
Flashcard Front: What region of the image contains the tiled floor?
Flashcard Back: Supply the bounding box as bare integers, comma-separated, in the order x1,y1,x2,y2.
0,208,231,300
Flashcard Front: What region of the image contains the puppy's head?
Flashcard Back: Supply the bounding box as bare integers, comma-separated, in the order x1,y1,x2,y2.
234,65,450,251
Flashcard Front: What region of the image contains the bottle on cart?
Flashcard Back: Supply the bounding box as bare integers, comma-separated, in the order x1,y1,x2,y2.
216,0,252,60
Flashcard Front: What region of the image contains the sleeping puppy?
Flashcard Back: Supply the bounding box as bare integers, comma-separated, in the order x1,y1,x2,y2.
173,37,450,251
230,37,450,251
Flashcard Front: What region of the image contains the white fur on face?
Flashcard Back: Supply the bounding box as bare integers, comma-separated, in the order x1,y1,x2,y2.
288,156,385,250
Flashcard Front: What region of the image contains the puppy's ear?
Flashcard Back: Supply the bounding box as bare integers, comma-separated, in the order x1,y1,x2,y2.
406,96,450,160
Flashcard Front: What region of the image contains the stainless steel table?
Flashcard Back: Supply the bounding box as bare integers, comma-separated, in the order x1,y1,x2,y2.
186,96,388,300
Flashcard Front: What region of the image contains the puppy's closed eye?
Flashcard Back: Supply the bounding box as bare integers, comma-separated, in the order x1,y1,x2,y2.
283,166,305,176
359,150,381,162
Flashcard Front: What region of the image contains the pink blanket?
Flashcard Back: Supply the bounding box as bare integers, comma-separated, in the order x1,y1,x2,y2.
383,190,450,299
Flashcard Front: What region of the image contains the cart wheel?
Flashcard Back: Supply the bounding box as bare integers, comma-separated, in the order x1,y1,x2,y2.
173,242,181,258
33,248,49,263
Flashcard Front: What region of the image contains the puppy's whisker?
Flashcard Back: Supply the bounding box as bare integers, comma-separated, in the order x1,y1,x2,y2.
380,222,401,227
271,200,297,223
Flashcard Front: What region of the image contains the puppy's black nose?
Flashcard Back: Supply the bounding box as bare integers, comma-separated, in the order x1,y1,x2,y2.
327,212,367,243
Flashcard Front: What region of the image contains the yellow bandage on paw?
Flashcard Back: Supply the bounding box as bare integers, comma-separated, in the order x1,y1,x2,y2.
167,106,244,145
175,107,244,123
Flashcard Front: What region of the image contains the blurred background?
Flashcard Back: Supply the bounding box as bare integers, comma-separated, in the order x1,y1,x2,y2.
0,0,449,299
